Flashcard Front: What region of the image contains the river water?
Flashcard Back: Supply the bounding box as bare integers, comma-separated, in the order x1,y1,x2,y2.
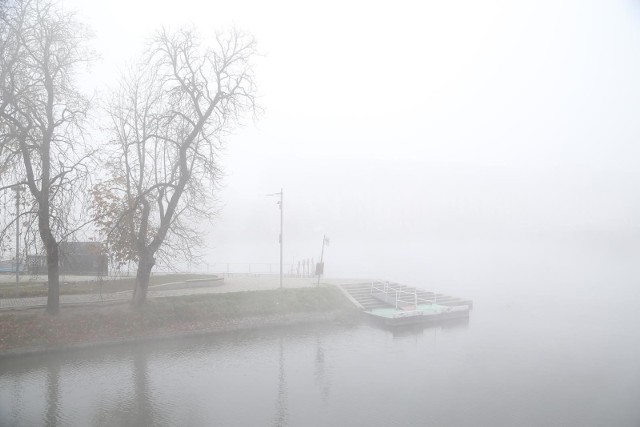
2,235,640,426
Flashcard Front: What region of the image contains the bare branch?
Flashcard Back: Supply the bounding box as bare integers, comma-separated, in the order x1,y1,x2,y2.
93,26,258,306
0,0,95,314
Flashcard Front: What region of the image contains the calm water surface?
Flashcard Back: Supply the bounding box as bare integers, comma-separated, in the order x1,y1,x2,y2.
2,237,640,426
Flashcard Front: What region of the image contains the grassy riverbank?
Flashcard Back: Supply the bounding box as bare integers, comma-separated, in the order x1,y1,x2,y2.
0,287,358,355
0,273,218,298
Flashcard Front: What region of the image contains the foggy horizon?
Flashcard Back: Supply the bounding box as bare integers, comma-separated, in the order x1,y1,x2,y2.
3,0,640,279
2,1,640,425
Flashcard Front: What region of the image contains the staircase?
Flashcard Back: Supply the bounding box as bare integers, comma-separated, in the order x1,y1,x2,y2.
338,281,473,311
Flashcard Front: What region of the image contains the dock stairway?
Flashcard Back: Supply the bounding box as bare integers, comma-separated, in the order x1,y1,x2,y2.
338,281,473,311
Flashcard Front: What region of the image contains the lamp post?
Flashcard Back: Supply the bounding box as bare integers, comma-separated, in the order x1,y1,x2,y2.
267,189,283,289
11,185,23,286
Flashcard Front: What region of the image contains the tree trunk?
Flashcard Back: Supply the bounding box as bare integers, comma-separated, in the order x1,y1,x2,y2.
132,252,155,307
39,191,60,315
45,239,60,314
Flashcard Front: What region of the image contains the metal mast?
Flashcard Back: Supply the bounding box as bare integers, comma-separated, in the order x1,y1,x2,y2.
268,189,284,289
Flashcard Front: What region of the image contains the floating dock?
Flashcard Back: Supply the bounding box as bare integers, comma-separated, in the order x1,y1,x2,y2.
338,281,473,326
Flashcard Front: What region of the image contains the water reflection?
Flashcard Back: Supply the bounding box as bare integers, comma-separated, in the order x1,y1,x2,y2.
45,360,60,427
132,352,155,426
314,337,331,406
272,337,288,427
87,349,168,426
2,304,639,427
367,316,470,339
0,321,472,426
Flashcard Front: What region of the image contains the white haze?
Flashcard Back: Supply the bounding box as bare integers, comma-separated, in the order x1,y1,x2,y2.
66,0,640,282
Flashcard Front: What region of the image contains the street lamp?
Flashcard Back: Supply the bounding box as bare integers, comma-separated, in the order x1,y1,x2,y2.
267,189,283,289
10,185,24,285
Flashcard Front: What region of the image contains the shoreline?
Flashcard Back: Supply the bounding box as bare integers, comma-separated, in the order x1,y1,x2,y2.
0,310,355,360
0,286,360,359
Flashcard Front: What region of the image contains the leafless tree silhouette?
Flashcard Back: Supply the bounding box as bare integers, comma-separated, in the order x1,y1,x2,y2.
93,27,258,306
0,0,95,314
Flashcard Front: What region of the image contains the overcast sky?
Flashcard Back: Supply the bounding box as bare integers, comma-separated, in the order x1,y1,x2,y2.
65,0,640,277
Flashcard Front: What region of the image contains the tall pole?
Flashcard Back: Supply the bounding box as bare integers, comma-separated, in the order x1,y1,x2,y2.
13,186,20,285
267,189,284,289
279,188,283,289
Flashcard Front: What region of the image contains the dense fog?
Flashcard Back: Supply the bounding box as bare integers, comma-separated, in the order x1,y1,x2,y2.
39,0,638,297
3,1,640,425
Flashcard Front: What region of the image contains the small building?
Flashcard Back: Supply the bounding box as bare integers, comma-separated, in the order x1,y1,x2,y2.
0,259,23,273
27,242,108,276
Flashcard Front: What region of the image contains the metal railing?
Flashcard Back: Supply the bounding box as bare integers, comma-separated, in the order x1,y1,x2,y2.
204,263,316,278
107,262,316,278
369,280,437,309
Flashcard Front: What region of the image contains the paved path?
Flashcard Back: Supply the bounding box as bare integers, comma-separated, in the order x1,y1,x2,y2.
0,276,368,310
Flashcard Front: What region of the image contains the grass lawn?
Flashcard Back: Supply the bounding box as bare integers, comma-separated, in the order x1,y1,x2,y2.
0,287,359,353
0,273,218,298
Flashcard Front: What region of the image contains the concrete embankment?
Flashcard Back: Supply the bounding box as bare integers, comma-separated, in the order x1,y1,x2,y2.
0,275,473,357
0,284,360,358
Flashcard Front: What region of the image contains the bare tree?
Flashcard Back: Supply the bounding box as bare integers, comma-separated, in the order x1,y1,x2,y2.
0,0,94,314
93,27,257,306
